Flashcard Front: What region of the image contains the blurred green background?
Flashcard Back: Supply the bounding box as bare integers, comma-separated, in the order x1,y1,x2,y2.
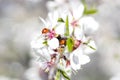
0,0,120,80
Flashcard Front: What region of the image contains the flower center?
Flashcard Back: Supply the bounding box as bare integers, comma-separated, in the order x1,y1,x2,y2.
48,30,55,39
71,20,78,27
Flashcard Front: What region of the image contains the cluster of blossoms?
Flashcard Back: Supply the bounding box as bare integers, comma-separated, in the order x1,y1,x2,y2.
31,0,99,80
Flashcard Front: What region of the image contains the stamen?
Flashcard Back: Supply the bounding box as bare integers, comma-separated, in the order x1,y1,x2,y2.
59,39,66,45
73,40,82,50
48,29,56,39
42,28,49,34
66,60,70,67
71,20,78,27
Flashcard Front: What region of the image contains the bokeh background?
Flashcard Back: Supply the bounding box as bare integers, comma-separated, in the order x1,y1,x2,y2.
0,0,120,80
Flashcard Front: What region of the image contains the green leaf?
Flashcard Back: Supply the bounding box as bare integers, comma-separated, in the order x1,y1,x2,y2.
58,69,70,80
55,70,61,80
66,38,74,52
84,9,97,15
81,0,85,3
57,18,64,22
84,38,91,44
65,16,69,36
43,41,47,45
82,0,97,15
87,44,96,50
82,0,87,11
83,40,96,50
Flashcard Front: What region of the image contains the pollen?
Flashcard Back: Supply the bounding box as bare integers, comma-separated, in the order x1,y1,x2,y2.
42,28,49,34
60,39,66,45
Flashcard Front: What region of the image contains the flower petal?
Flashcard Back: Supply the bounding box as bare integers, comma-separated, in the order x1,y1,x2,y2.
48,38,59,49
79,54,90,65
74,3,84,19
70,53,81,70
47,11,59,28
37,47,51,61
31,37,45,49
70,46,83,70
69,25,73,35
74,27,84,40
80,16,99,34
55,23,65,35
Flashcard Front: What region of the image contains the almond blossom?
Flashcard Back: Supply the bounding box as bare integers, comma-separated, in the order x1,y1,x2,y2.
31,0,99,80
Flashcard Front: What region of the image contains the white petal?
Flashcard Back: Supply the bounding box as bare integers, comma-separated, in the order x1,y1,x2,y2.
73,44,83,55
74,4,84,19
81,36,87,42
39,17,48,27
68,1,84,19
55,23,65,35
31,38,45,49
70,45,90,70
69,25,73,35
37,48,51,61
70,52,81,70
79,55,90,65
69,12,73,20
70,46,83,70
74,27,84,40
47,11,59,28
47,47,56,54
48,38,59,49
80,17,99,34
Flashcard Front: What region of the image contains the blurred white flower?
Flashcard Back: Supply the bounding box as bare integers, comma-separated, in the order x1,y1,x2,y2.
80,16,99,34
110,73,120,80
26,0,42,3
46,0,67,11
25,67,42,80
0,76,19,80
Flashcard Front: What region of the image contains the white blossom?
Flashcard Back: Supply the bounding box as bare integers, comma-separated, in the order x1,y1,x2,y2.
70,46,90,70
31,0,99,79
